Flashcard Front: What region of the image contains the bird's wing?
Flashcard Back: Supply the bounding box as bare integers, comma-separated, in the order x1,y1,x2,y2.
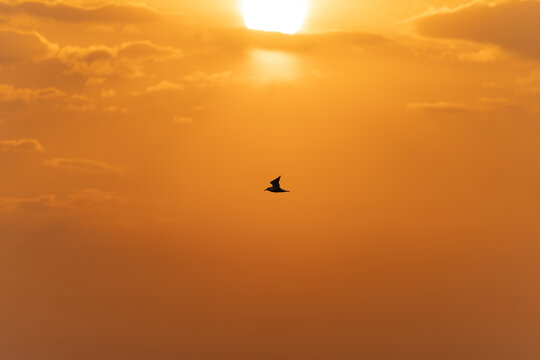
270,176,281,188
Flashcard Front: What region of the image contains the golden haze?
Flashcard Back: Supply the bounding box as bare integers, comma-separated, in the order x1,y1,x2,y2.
0,1,539,359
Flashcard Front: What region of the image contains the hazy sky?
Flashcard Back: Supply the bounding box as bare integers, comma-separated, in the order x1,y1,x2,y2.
1,1,539,359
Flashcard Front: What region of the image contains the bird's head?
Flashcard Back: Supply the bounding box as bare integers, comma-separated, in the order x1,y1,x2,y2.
264,187,272,191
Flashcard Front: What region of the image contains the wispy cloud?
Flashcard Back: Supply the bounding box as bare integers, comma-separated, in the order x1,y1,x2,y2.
0,83,65,103
0,189,120,213
414,0,540,60
0,138,44,152
0,2,160,24
173,116,193,124
146,81,185,94
184,71,233,89
408,102,476,114
56,41,182,78
0,194,58,212
408,98,520,114
0,29,57,64
44,158,123,175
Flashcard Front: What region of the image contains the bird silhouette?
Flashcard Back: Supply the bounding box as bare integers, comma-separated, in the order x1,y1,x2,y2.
265,176,290,193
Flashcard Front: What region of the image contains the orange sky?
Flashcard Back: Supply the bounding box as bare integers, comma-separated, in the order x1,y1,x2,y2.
1,1,539,359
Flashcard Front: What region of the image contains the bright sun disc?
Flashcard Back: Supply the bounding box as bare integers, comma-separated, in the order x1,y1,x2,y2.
242,0,308,35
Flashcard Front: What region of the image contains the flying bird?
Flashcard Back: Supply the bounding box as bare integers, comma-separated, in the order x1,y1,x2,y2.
265,176,290,193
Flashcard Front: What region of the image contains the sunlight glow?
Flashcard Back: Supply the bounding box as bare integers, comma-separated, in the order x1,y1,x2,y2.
242,0,308,35
249,50,299,82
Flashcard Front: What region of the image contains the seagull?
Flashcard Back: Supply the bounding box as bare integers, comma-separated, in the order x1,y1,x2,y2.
265,176,290,193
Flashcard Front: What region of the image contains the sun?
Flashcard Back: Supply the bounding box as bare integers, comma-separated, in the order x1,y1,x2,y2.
242,0,308,35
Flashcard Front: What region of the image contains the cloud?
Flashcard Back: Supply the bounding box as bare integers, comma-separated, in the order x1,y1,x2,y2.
400,33,504,63
0,83,128,113
0,29,57,64
44,158,123,175
184,71,233,89
57,41,182,78
115,41,180,58
146,81,185,94
0,138,43,152
221,29,388,52
58,95,128,114
0,194,58,212
0,83,65,103
67,188,120,207
0,30,182,78
0,189,119,213
173,116,193,124
408,102,476,114
103,105,128,114
59,94,95,111
0,2,159,23
415,0,540,60
517,71,540,94
408,98,519,114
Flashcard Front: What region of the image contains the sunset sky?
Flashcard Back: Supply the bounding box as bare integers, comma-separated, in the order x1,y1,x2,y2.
1,1,539,359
